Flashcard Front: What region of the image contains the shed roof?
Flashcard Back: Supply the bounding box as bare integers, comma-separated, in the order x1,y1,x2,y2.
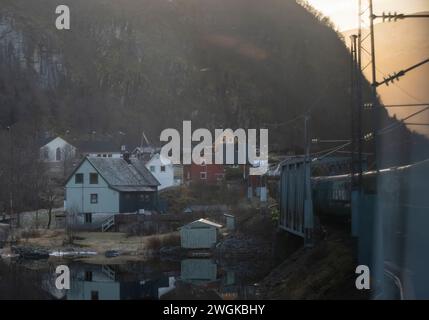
182,218,223,229
184,205,229,213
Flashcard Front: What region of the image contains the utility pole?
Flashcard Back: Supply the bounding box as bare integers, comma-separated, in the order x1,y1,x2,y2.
368,0,380,171
350,34,364,237
356,1,429,299
359,0,429,162
304,114,314,247
7,126,16,240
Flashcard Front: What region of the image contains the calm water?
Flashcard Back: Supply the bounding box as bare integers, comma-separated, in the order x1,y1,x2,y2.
0,258,262,300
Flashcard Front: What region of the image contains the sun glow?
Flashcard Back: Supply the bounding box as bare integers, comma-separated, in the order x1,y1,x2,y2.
305,0,429,31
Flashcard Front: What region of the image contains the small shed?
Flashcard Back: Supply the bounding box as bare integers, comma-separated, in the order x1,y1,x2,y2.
181,259,218,284
224,214,235,231
180,219,222,249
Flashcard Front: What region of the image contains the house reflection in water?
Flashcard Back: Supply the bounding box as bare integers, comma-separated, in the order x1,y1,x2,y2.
180,259,218,285
66,264,174,300
179,259,260,300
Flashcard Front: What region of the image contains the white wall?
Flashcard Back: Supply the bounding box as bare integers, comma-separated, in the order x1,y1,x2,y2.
146,154,177,190
86,153,122,159
180,227,217,249
40,137,76,162
65,159,119,214
68,281,120,300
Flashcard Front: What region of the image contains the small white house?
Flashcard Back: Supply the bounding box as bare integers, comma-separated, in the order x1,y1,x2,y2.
146,153,182,190
180,219,222,249
39,136,77,163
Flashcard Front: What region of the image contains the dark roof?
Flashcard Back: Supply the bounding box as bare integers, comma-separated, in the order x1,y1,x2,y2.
37,136,55,148
75,141,123,153
85,157,160,191
130,159,161,186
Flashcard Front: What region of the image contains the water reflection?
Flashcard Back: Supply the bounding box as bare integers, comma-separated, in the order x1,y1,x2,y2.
54,262,177,300
181,259,218,284
30,258,258,300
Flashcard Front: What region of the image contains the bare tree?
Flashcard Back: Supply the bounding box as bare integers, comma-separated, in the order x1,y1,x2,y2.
61,144,76,179
65,206,78,245
39,178,58,229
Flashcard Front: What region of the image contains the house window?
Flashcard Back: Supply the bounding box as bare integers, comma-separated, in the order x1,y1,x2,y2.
91,291,99,300
139,194,150,202
160,166,166,172
103,154,107,158
56,147,62,161
200,172,207,180
85,213,92,224
108,154,112,158
75,173,83,184
90,173,98,184
150,166,156,172
85,271,93,282
90,194,98,204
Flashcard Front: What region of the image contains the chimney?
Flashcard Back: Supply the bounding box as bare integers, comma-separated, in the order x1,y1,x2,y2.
123,151,131,164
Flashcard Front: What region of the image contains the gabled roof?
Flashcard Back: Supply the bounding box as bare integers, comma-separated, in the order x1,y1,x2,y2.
88,157,160,188
182,218,223,229
147,153,172,166
75,141,123,153
65,157,160,191
129,159,161,186
38,136,75,148
183,205,229,213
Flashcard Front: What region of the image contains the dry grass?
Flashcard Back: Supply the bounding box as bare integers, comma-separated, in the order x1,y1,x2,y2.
20,229,180,264
144,232,180,250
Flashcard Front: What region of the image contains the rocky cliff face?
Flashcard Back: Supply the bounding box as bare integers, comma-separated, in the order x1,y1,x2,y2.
0,14,64,89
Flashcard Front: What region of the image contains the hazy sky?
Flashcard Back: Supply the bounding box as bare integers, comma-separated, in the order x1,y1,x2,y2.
306,0,429,31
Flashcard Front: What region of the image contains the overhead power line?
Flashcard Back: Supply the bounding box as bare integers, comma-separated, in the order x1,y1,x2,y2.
404,123,429,127
373,12,429,22
374,59,429,88
377,106,429,136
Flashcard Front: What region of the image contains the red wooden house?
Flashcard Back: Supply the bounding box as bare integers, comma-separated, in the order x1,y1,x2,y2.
183,163,226,185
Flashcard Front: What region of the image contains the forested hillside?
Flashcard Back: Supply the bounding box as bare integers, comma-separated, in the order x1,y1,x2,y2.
0,0,427,156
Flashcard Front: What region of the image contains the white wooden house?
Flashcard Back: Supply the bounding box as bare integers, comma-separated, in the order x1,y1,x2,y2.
39,136,77,163
146,153,182,190
64,156,160,227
